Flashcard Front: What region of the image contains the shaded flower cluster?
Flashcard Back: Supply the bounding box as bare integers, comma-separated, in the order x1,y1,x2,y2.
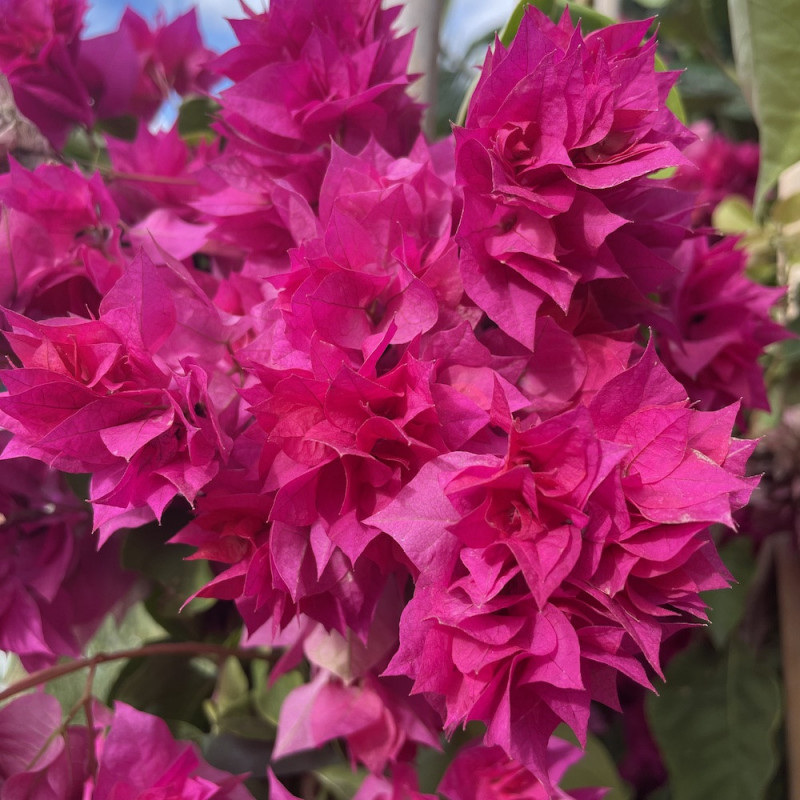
672,120,760,226
658,236,789,413
0,443,132,670
440,738,605,800
0,694,249,799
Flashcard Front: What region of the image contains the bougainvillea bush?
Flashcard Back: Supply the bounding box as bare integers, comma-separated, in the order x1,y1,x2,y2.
0,0,789,798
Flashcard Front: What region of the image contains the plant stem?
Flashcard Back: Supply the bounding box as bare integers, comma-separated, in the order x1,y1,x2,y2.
0,642,274,705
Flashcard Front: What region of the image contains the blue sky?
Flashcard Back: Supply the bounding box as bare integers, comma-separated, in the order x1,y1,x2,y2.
85,0,519,57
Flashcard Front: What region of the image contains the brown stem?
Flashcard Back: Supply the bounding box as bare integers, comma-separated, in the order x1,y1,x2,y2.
104,169,198,186
776,533,800,800
0,642,274,705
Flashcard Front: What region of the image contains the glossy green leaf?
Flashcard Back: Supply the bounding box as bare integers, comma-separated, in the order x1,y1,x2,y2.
95,114,139,141
704,537,757,649
178,97,219,144
122,521,215,619
211,657,250,717
647,638,782,800
712,195,757,234
111,652,217,729
560,733,632,800
253,670,304,727
45,602,166,715
314,764,368,800
729,0,800,210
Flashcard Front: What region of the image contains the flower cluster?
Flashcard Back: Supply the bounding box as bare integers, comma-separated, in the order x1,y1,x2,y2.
672,120,760,226
0,0,212,146
440,738,605,800
0,0,783,797
0,694,249,799
0,442,132,670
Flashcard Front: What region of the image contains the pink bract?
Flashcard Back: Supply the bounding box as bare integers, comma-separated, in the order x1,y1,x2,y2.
439,738,605,800
78,8,215,122
0,447,133,670
455,7,694,349
672,121,760,226
95,703,249,800
368,347,756,784
0,697,249,800
0,161,124,318
214,0,421,160
0,0,90,147
658,235,789,413
0,251,237,539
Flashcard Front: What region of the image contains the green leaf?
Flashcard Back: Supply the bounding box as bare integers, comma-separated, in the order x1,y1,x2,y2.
770,191,800,225
647,638,782,800
253,670,304,727
210,712,275,741
728,0,800,210
560,733,633,800
111,652,217,729
45,602,166,715
95,115,139,141
177,97,219,144
655,53,688,125
204,658,276,742
213,657,251,717
704,537,757,648
712,195,757,233
122,521,215,619
314,764,368,800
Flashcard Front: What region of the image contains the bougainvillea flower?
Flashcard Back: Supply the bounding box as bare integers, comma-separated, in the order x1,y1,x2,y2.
0,252,236,538
0,0,85,68
354,768,438,800
274,669,439,772
672,120,760,226
193,0,424,265
439,738,605,800
5,38,93,147
106,125,218,224
0,160,123,318
0,445,133,670
269,766,436,800
0,0,91,146
0,692,98,797
658,235,789,412
214,0,421,161
0,697,249,799
78,8,215,122
95,703,250,800
455,7,694,349
220,346,452,636
368,346,756,784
